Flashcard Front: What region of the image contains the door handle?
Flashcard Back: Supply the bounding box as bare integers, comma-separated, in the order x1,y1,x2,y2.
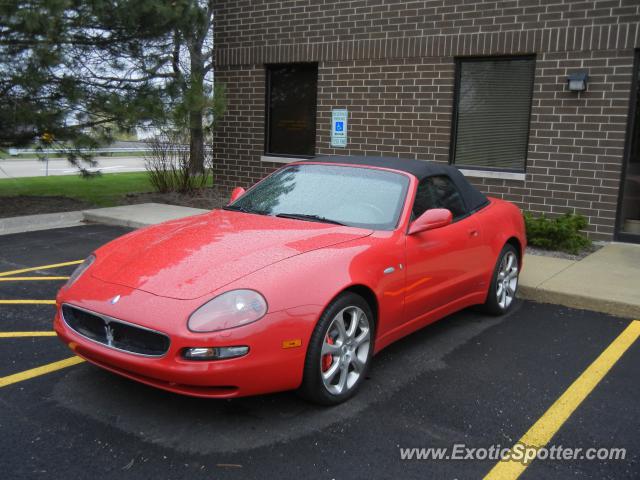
469,229,479,238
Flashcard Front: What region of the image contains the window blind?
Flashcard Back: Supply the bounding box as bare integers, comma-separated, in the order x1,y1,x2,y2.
453,57,535,171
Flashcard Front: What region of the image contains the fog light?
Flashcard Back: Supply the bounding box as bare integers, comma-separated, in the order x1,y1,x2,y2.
182,346,249,361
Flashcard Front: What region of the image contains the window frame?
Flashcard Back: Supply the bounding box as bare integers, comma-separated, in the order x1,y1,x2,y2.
411,175,469,223
230,163,412,231
449,55,536,174
264,62,319,159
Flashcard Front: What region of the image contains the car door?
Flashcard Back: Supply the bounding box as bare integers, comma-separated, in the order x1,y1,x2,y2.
403,175,485,324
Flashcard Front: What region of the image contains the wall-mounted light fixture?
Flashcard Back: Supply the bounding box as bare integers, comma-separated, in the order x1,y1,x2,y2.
567,71,589,92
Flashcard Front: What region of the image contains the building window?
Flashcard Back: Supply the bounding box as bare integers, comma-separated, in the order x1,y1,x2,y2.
265,63,318,157
451,57,535,172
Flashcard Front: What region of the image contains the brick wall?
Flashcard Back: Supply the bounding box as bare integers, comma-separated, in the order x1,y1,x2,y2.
215,0,640,49
316,58,454,162
213,66,267,187
213,1,640,240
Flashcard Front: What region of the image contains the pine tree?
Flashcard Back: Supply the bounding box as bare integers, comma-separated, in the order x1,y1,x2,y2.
0,0,221,172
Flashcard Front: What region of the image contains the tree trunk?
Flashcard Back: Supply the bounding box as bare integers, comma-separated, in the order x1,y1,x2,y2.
188,44,205,175
189,109,204,174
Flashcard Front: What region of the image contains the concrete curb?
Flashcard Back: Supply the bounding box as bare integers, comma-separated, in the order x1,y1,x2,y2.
82,203,209,229
518,244,640,319
518,286,640,319
0,211,84,236
82,210,150,229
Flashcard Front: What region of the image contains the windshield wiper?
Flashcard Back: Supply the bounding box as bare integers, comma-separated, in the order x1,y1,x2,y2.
222,205,267,215
275,212,346,226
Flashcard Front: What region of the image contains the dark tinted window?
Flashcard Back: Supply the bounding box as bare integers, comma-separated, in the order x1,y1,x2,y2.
452,57,535,171
412,175,467,220
231,164,410,230
266,64,318,156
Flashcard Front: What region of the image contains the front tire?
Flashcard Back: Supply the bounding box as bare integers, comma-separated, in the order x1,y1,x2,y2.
482,244,520,316
299,292,374,405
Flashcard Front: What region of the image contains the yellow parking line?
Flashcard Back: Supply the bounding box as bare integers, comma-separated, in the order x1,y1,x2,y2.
0,260,82,278
0,356,85,388
0,300,56,305
0,331,57,338
484,320,640,480
0,277,69,281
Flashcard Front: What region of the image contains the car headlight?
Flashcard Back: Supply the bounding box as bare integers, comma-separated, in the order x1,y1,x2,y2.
187,289,268,333
64,254,95,289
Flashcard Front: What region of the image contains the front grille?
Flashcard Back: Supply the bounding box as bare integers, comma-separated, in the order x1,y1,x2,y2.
62,304,170,357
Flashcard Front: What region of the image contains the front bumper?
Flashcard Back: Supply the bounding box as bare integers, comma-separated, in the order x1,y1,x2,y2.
54,277,321,398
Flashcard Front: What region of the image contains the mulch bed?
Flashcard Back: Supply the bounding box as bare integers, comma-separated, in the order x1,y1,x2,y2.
526,244,603,261
0,188,228,219
0,195,95,218
122,188,228,210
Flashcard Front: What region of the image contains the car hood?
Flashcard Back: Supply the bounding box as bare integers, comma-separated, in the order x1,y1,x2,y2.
91,210,372,300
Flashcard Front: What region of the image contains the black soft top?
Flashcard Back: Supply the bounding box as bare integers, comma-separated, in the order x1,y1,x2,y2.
304,155,489,213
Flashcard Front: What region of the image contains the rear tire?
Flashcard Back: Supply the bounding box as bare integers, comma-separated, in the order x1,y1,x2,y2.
299,292,374,405
481,244,519,316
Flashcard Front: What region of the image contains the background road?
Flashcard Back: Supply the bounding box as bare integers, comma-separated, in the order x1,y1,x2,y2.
0,225,638,479
0,156,147,178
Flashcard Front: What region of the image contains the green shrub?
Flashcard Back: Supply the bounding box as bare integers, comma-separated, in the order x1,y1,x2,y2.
523,212,592,254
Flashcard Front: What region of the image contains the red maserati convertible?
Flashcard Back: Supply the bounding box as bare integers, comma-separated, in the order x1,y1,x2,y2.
54,156,525,404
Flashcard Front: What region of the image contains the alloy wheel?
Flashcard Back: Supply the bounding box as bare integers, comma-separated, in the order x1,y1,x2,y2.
320,306,371,395
496,251,518,310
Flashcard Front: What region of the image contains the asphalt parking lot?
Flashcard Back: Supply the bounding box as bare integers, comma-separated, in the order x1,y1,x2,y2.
0,224,638,479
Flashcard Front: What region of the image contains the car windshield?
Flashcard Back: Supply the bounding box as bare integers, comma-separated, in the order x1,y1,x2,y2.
227,164,410,230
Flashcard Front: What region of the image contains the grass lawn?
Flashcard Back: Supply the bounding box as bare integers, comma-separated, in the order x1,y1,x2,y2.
0,151,148,159
0,172,154,206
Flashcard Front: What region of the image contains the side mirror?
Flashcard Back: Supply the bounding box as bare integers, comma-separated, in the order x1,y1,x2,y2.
229,187,246,204
408,208,453,235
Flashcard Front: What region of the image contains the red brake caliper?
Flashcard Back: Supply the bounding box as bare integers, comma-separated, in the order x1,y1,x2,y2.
322,335,334,372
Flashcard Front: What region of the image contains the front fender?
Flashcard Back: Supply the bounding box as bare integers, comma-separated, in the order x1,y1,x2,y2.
221,232,406,345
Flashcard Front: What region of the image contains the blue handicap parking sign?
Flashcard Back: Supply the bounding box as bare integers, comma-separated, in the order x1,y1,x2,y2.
331,109,348,147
